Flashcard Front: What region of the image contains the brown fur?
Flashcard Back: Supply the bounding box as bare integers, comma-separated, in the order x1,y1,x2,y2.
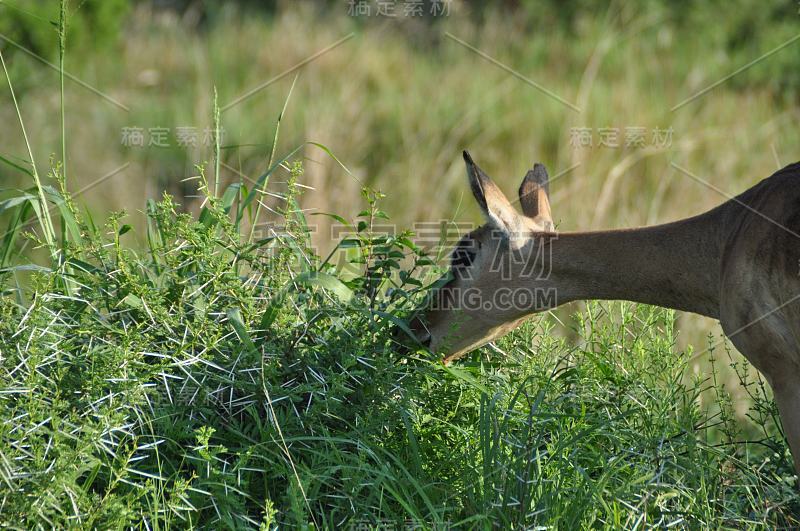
412,152,800,475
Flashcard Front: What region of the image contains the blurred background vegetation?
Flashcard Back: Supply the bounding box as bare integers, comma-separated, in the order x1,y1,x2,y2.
1,0,798,413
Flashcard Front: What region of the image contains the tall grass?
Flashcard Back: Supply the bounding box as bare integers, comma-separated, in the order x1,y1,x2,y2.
2,2,797,357
0,1,798,527
0,137,798,526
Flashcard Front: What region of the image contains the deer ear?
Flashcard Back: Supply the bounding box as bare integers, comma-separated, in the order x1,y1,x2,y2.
463,150,524,241
519,163,553,230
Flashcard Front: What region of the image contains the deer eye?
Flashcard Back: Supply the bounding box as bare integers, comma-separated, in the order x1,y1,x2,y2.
451,236,477,270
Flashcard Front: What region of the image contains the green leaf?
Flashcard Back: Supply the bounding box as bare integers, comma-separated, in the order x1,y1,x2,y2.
66,258,101,275
0,193,36,215
0,263,51,273
236,144,305,225
220,182,241,213
120,293,143,309
40,186,81,244
0,200,32,269
373,310,416,341
306,141,352,175
0,153,33,177
294,271,354,303
438,364,492,395
258,292,284,335
311,212,351,228
226,307,258,354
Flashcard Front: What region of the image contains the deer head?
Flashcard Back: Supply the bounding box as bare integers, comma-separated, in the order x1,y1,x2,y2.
410,151,556,362
408,155,800,475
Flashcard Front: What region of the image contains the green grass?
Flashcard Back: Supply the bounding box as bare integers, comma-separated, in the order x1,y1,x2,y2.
0,155,798,527
1,1,800,527
2,1,798,359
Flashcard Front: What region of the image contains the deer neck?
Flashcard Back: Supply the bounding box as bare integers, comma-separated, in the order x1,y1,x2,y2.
539,213,722,318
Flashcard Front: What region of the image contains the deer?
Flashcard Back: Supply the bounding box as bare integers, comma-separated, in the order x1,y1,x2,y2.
409,150,800,476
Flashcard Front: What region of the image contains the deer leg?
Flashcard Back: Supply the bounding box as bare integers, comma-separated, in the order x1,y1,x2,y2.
720,304,800,478
771,379,800,478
